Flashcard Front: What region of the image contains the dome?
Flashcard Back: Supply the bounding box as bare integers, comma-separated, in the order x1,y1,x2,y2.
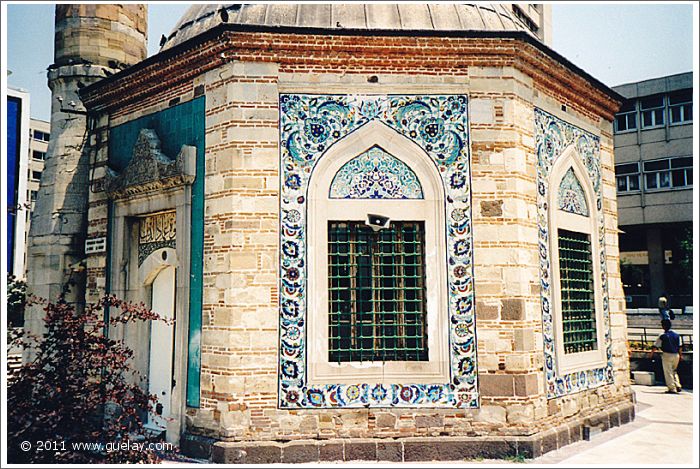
161,3,540,51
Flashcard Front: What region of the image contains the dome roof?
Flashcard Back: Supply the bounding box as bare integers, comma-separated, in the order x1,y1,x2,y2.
161,3,540,51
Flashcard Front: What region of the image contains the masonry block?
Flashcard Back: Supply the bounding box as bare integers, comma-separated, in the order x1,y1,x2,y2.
479,374,515,397
501,298,526,320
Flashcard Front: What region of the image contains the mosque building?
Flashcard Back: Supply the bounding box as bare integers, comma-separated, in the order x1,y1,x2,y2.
26,3,634,462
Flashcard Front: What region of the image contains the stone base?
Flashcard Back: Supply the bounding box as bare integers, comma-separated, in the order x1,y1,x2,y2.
181,402,635,463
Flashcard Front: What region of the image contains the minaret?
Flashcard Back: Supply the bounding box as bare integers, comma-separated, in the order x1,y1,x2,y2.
25,5,147,335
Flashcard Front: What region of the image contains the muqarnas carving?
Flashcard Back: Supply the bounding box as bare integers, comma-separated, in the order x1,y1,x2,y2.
105,128,196,198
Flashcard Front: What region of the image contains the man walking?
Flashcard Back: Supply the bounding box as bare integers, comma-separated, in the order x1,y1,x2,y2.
657,295,675,321
649,319,683,393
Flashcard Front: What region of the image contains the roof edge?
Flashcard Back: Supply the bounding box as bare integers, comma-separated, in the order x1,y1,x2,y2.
81,23,624,104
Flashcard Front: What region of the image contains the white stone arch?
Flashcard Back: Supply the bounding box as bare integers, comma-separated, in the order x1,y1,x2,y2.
547,145,606,375
139,247,178,286
306,120,450,385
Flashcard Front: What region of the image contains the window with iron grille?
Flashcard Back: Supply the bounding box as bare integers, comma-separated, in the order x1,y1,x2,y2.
558,229,598,354
328,221,428,362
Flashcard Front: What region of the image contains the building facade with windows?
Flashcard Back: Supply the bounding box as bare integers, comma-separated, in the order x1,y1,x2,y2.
612,72,693,309
28,4,634,462
24,119,50,277
7,87,30,279
6,88,49,281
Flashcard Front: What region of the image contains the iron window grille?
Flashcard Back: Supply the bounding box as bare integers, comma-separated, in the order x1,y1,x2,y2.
640,95,665,129
669,89,692,124
328,221,428,362
615,162,640,192
558,229,598,354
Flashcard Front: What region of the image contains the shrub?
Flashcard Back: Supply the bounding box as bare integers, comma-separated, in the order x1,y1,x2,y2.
7,294,174,463
7,274,27,328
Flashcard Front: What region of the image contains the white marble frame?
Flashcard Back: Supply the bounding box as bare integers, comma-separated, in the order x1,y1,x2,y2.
108,185,192,444
306,121,449,385
548,147,606,375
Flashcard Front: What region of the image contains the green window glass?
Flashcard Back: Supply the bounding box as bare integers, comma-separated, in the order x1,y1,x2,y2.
558,229,598,354
328,221,428,362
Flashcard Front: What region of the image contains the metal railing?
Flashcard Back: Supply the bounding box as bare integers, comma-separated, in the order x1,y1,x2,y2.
628,326,693,351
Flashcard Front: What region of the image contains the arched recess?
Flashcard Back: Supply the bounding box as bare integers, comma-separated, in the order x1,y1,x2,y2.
547,145,606,376
139,247,178,433
306,120,449,385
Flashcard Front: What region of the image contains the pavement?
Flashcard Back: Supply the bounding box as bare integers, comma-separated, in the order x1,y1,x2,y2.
532,384,696,466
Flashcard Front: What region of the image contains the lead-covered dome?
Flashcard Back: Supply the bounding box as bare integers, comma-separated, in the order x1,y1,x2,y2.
161,3,541,51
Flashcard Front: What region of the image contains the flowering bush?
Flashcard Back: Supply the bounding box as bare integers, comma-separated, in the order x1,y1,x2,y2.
7,294,174,463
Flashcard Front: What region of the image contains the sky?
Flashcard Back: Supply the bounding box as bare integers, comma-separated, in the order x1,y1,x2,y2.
4,2,696,122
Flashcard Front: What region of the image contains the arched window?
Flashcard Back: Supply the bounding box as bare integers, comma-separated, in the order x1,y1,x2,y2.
306,122,449,385
548,148,606,374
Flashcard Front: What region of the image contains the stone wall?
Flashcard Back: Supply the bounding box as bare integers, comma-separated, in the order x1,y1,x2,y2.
81,31,631,445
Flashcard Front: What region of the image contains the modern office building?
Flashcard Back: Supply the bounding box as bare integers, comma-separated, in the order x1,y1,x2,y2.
7,87,31,278
612,72,693,309
6,87,49,280
25,118,50,274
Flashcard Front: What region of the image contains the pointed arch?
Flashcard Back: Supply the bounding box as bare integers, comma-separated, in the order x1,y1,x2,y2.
557,168,589,216
308,119,444,203
547,144,606,376
279,94,476,409
329,146,424,199
306,119,449,386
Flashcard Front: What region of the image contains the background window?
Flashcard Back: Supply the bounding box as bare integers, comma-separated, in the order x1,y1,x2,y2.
671,157,693,187
31,170,42,181
32,130,50,142
32,150,46,160
669,89,692,124
615,162,640,192
614,100,637,132
558,229,597,354
640,95,665,128
644,157,692,190
328,221,428,362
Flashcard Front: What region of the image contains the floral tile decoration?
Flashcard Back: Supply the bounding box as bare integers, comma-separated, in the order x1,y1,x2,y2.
278,95,476,408
558,167,590,217
329,145,424,199
535,108,614,399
